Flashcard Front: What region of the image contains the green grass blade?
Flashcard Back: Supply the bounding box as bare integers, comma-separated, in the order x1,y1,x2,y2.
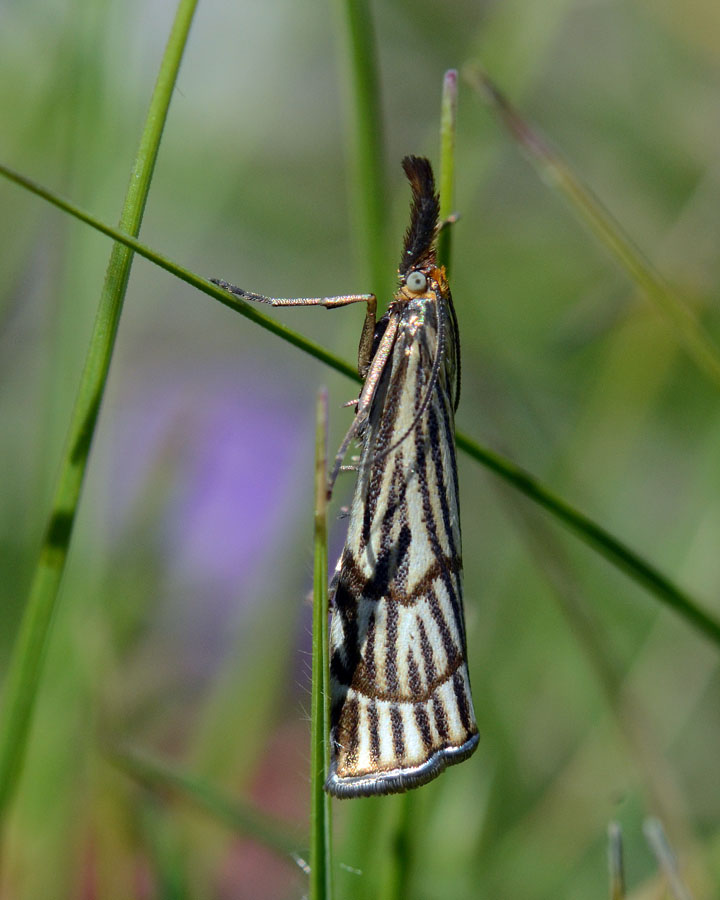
310,389,333,900
332,0,388,295
2,163,718,649
455,430,720,645
437,69,458,274
465,62,720,391
109,747,304,864
382,792,418,900
0,0,199,829
607,822,625,900
0,162,360,382
643,818,694,900
140,802,191,900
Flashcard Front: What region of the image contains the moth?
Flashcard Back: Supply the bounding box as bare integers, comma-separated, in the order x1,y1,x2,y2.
213,156,478,797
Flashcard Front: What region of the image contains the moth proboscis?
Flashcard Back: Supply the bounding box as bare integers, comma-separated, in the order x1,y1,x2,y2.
213,156,478,798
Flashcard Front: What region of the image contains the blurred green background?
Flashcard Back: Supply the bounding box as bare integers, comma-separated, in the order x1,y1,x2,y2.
1,0,720,897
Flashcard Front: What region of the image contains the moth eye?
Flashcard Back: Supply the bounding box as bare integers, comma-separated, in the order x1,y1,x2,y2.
406,271,427,292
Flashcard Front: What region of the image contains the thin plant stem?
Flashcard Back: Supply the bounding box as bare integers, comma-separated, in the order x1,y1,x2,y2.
465,62,720,391
644,818,695,900
140,801,190,899
437,69,458,274
455,430,720,645
0,162,359,383
310,389,333,900
109,747,305,865
0,0,199,830
383,792,417,900
332,0,388,296
607,822,625,900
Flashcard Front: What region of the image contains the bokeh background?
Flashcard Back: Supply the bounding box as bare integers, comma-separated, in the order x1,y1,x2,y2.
2,0,720,897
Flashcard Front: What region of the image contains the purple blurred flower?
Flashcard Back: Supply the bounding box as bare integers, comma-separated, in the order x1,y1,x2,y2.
109,358,313,666
166,388,305,588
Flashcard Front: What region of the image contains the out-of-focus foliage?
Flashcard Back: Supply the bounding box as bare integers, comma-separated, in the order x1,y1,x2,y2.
1,0,719,897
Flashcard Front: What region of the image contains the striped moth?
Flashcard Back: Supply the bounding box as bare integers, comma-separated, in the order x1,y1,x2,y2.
213,156,478,797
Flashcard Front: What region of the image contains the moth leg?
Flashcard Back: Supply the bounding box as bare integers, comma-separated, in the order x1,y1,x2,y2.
355,296,377,379
211,279,377,379
325,314,400,499
211,277,388,498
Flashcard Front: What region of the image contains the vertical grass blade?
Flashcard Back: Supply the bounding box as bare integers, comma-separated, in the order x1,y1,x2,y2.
0,0,199,829
465,63,720,391
381,793,419,900
332,0,388,295
644,818,695,900
310,388,333,900
437,69,458,274
607,822,625,900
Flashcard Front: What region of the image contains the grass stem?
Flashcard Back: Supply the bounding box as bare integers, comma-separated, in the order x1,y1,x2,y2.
0,0,199,831
465,62,720,390
310,388,333,899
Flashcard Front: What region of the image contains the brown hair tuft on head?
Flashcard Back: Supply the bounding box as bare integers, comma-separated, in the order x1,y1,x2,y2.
398,156,440,275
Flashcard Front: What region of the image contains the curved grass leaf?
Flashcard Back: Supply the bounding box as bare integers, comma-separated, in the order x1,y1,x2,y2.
465,62,720,391
110,746,304,864
332,0,387,294
454,432,720,645
1,164,718,651
0,0,200,828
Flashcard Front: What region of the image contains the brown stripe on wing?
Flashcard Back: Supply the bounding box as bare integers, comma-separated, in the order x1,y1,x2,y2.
390,705,405,760
427,586,462,664
360,354,409,550
427,402,460,559
340,644,468,705
414,419,468,653
432,695,449,739
363,610,377,686
368,700,380,763
414,704,433,750
337,551,462,606
452,670,472,732
418,618,437,685
407,649,422,696
339,695,360,770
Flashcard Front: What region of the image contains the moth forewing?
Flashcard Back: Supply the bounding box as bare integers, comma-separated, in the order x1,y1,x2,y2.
326,259,478,799
213,156,478,799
